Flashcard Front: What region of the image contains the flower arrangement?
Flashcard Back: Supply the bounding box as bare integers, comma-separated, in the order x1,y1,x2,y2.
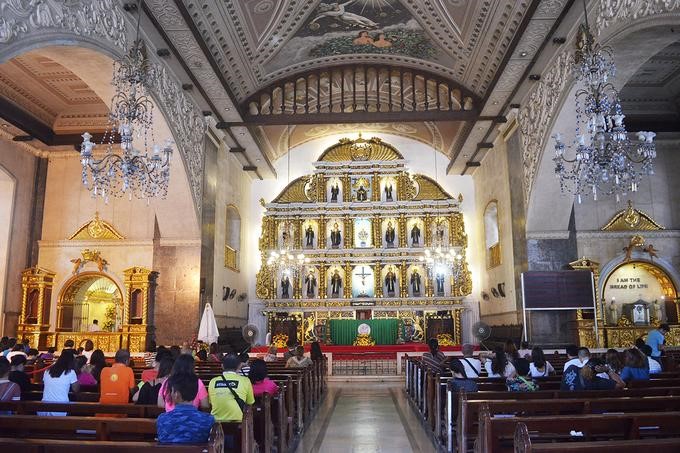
272,333,289,348
436,333,455,347
353,333,376,346
102,304,116,331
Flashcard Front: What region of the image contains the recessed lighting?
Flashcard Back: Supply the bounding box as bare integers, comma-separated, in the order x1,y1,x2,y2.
225,107,230,111
492,101,499,105
463,154,469,158
519,51,528,57
239,131,245,136
478,127,484,131
256,158,261,162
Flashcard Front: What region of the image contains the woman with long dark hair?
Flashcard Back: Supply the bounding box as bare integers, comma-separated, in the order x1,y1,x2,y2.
484,345,517,379
39,349,80,415
248,359,279,396
620,348,650,382
134,357,173,404
310,341,324,361
528,347,555,377
87,349,107,384
158,353,209,411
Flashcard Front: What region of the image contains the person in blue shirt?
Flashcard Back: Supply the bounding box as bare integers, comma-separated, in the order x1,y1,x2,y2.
619,348,650,383
646,323,669,358
156,373,215,444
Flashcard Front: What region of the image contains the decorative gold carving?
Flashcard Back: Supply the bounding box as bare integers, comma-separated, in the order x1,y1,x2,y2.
343,262,352,299
398,214,407,248
318,215,327,249
602,200,664,231
71,249,108,274
318,135,403,162
372,217,382,248
617,315,632,327
437,333,455,347
450,213,467,247
343,215,353,248
18,266,55,327
319,264,327,299
353,333,376,346
225,245,238,271
372,172,380,201
397,171,417,200
342,174,351,202
69,212,124,240
271,176,314,203
256,264,273,299
412,174,452,200
424,214,432,247
374,262,383,298
622,235,660,263
399,261,408,298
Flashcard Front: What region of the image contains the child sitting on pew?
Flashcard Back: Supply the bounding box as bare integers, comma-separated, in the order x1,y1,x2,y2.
157,373,215,444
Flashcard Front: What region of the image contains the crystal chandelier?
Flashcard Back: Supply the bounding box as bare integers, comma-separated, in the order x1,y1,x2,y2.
552,3,656,204
80,0,172,203
266,126,308,281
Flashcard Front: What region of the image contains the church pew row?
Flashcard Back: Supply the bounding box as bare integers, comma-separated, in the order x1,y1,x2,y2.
0,409,254,452
514,423,680,453
479,410,680,453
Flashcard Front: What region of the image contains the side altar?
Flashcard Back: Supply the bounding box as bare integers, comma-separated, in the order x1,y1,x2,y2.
256,136,472,346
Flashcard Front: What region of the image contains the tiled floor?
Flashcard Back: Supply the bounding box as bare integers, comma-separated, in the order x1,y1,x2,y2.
295,381,436,453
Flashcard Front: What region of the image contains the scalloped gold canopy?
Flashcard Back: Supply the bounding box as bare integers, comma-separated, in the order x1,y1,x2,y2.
69,212,125,240
317,135,404,162
601,200,664,231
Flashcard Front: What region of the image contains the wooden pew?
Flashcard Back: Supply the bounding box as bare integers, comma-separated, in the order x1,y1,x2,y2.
514,422,680,453
0,401,163,418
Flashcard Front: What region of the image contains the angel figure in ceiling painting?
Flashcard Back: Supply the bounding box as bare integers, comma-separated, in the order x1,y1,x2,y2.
310,1,379,30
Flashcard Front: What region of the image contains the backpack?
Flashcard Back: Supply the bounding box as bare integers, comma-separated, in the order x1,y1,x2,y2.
135,381,162,405
506,376,539,392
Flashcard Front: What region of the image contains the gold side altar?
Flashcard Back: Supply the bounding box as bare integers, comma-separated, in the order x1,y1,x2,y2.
256,136,472,344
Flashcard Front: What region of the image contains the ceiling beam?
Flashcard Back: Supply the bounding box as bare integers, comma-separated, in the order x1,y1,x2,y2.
625,116,680,133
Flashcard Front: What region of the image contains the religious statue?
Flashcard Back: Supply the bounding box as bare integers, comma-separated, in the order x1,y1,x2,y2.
384,183,393,201
330,223,342,248
608,300,618,324
282,230,290,248
653,299,664,322
330,269,342,298
411,224,421,246
305,225,315,248
385,221,396,247
384,266,397,297
330,183,340,202
281,275,291,299
435,224,445,243
435,273,445,296
356,185,368,201
410,269,421,296
305,270,317,298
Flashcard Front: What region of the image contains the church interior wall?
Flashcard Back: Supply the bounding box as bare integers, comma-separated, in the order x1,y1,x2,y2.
472,129,519,326
211,142,253,329
0,138,36,335
247,132,480,344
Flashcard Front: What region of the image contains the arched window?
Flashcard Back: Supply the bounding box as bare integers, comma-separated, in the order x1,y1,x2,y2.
225,205,241,271
484,201,501,268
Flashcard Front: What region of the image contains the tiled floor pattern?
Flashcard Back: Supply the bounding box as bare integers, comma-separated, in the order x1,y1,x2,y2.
295,382,436,453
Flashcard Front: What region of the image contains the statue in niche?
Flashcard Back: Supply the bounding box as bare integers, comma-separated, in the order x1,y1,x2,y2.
385,221,396,247
305,270,317,298
281,275,291,299
330,183,340,202
330,269,342,297
330,223,342,248
411,269,422,296
356,185,368,201
305,225,315,248
435,273,445,296
384,266,397,297
608,300,618,324
282,230,290,248
435,224,445,243
411,223,421,246
384,183,393,201
653,299,664,322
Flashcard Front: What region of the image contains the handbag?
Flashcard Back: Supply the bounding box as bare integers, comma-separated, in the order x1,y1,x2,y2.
506,376,538,392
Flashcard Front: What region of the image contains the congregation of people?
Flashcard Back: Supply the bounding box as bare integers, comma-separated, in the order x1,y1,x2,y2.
0,334,324,447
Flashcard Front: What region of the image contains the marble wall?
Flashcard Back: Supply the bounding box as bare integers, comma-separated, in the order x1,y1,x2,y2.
0,137,36,335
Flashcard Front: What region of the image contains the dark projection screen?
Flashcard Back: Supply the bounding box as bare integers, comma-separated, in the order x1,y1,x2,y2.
522,270,595,310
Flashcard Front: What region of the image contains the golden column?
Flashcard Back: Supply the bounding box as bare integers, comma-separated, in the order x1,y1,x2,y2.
294,216,303,249
424,213,432,247
17,266,56,349
317,174,327,202
342,173,351,202
372,172,380,201
425,274,434,297
398,214,407,248
373,217,382,248
319,264,327,299
375,262,383,298
122,267,158,353
343,215,353,248
293,273,301,299
272,218,280,249
318,215,327,249
343,262,353,299
569,257,603,348
399,261,408,298
452,308,463,344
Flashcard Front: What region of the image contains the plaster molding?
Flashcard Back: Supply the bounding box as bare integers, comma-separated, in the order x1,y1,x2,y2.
526,230,571,240
38,239,154,248
576,230,680,239
595,0,680,36
157,238,201,247
0,128,49,157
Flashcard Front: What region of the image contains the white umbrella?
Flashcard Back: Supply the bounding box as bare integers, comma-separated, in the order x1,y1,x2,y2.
198,303,220,345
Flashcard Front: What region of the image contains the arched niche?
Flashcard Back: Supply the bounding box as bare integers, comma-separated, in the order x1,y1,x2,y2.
483,200,500,268
57,272,123,333
525,22,680,234
225,204,241,271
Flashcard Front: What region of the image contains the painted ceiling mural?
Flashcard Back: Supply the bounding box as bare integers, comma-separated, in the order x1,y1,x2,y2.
265,0,452,75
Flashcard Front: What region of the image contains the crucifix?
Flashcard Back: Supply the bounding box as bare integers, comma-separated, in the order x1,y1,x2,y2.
356,266,371,297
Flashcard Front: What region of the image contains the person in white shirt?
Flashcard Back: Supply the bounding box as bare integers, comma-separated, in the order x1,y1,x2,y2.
81,339,94,363
6,345,27,362
459,344,481,378
483,346,517,378
640,344,662,374
528,347,555,377
563,346,589,371
88,319,101,332
39,349,80,416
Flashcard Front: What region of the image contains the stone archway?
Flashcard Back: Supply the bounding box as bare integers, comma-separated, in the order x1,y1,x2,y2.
57,272,123,333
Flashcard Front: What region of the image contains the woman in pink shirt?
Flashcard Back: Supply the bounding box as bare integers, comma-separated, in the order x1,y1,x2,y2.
248,359,279,396
157,354,208,411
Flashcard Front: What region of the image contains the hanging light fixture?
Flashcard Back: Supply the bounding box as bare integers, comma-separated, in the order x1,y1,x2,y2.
80,0,172,203
552,0,656,204
419,147,464,292
266,125,308,282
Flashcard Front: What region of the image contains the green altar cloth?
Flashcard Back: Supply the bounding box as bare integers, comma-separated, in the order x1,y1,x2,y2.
329,319,399,345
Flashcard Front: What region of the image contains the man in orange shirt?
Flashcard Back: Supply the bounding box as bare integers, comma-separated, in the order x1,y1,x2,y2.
99,349,136,406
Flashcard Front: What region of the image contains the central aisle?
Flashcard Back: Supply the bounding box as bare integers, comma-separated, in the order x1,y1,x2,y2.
295,382,436,453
